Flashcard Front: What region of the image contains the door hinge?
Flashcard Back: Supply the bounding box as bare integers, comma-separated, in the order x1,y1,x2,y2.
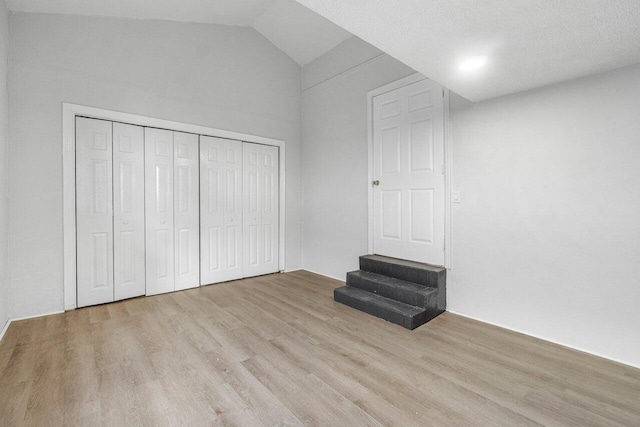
441,163,446,175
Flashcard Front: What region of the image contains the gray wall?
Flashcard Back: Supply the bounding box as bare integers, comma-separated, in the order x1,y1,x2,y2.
0,0,8,331
449,63,640,367
9,13,303,318
301,38,415,279
302,38,640,367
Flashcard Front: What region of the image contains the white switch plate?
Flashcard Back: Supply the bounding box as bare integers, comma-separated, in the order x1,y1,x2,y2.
452,191,461,203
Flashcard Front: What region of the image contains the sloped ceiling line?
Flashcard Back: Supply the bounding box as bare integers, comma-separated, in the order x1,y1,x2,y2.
5,0,352,66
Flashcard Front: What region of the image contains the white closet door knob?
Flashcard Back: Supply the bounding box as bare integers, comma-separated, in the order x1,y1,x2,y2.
228,218,233,222
123,221,129,225
160,220,166,224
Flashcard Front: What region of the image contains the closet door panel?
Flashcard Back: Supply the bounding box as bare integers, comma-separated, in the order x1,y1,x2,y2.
76,117,114,307
262,146,279,269
145,128,175,295
174,132,200,291
113,122,146,301
200,136,243,284
242,142,279,278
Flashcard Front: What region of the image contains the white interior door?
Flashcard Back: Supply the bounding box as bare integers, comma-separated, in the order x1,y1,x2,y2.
76,117,114,307
372,78,445,265
174,132,200,291
200,136,243,284
243,142,279,278
145,128,175,295
113,122,146,301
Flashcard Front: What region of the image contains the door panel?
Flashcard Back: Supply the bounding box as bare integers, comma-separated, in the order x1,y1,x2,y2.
145,128,175,295
242,142,279,278
200,136,243,284
381,190,401,239
372,79,445,265
113,122,146,301
174,132,200,291
76,117,114,307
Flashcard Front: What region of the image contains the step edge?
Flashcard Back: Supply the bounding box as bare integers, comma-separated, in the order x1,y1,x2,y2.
334,286,426,317
359,254,446,272
347,270,438,294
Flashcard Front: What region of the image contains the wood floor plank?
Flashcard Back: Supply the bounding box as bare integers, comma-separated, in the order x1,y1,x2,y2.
0,271,638,426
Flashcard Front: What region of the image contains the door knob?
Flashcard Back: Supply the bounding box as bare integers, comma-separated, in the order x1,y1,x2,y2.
372,180,380,186
123,221,129,225
160,220,166,224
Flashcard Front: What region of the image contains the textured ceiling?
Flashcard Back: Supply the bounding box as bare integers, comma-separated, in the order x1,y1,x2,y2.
295,0,640,101
5,0,351,65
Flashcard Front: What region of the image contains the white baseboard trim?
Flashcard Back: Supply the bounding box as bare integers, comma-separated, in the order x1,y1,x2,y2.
0,309,68,343
298,268,345,283
447,309,640,370
0,318,10,342
10,310,65,323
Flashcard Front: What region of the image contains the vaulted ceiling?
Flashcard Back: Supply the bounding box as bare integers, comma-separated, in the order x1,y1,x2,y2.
6,0,640,101
4,0,352,66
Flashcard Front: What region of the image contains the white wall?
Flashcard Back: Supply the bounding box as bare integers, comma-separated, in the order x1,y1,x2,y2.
9,13,303,318
0,0,9,331
301,38,415,279
449,63,640,368
302,38,640,367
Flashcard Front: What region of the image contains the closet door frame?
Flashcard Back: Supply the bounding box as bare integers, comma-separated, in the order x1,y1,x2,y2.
63,104,285,310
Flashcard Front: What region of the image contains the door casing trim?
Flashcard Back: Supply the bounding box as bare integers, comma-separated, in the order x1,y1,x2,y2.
366,74,452,268
63,103,286,310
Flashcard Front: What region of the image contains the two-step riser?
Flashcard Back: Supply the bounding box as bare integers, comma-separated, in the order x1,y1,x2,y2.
360,255,446,311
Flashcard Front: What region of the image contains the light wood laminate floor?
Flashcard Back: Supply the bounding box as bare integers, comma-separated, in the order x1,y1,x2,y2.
0,271,639,426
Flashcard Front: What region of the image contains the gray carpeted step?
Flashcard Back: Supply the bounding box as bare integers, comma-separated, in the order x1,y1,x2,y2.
334,286,428,330
359,254,445,288
346,270,437,308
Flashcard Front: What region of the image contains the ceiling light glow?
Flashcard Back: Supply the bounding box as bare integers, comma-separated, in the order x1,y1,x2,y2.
459,56,488,72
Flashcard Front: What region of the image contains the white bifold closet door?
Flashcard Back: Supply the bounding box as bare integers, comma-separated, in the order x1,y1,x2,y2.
199,140,279,284
200,136,243,284
76,118,114,307
76,118,145,308
145,128,175,295
174,132,200,291
113,122,146,301
145,128,199,296
78,118,277,304
243,142,279,278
